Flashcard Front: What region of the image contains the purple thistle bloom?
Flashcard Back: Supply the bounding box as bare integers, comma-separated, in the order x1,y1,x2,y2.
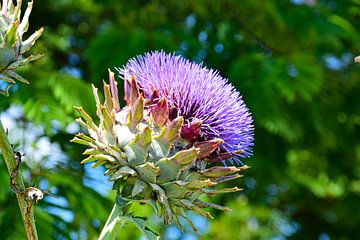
118,51,254,161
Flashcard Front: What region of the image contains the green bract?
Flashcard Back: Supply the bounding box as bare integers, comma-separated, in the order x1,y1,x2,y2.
72,71,248,231
0,0,43,96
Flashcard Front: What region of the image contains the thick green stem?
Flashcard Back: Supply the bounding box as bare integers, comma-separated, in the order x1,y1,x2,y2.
98,204,126,240
0,120,38,240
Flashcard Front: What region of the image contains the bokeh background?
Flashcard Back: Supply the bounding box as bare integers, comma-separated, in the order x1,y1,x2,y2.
1,0,360,239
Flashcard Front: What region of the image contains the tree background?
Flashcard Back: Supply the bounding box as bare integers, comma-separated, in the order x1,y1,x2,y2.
1,0,360,239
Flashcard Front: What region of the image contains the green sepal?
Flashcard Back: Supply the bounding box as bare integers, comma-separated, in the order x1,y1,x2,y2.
135,162,160,183
74,133,95,143
109,166,137,181
4,70,29,84
92,84,102,116
215,174,243,184
71,134,96,147
81,154,116,164
183,171,202,182
4,20,18,47
124,126,152,166
113,125,135,148
200,166,240,178
172,210,185,232
6,54,43,70
161,181,189,198
155,147,199,184
127,94,144,130
168,147,200,165
155,116,183,144
176,199,213,219
103,80,114,115
19,27,44,53
122,215,160,240
174,207,198,232
82,148,103,155
131,178,148,197
115,194,133,214
186,179,216,189
193,199,231,211
108,70,120,111
18,1,33,36
100,105,113,132
150,183,173,224
92,159,107,168
70,137,90,146
203,187,243,196
148,138,170,162
74,106,99,131
104,168,117,176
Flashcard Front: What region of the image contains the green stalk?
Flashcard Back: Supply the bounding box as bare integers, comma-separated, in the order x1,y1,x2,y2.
0,120,38,240
98,204,126,240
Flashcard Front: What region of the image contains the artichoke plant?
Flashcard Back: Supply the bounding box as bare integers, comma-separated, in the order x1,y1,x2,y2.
72,51,254,238
0,0,43,96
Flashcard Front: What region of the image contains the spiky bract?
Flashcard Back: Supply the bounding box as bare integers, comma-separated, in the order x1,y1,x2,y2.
72,70,249,231
0,0,43,96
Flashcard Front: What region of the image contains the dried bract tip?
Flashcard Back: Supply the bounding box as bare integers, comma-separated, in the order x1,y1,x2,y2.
151,97,169,127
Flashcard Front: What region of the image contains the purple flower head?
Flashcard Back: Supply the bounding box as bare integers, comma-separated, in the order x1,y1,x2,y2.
118,51,254,162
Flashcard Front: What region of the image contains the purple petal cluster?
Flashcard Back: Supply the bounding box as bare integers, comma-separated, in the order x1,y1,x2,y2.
118,51,254,160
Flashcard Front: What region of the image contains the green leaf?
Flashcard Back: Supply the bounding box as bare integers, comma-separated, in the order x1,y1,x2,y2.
123,215,159,240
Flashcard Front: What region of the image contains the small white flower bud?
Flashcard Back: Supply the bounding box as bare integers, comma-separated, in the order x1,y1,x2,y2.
25,187,43,203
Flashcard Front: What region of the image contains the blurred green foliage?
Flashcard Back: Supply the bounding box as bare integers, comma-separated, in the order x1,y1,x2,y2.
1,0,360,239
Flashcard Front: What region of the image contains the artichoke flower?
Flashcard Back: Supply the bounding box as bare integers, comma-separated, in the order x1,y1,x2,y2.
0,0,43,96
72,51,254,233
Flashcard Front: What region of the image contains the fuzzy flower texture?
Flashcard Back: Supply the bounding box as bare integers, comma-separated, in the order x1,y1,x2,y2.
120,51,254,160
72,51,254,232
